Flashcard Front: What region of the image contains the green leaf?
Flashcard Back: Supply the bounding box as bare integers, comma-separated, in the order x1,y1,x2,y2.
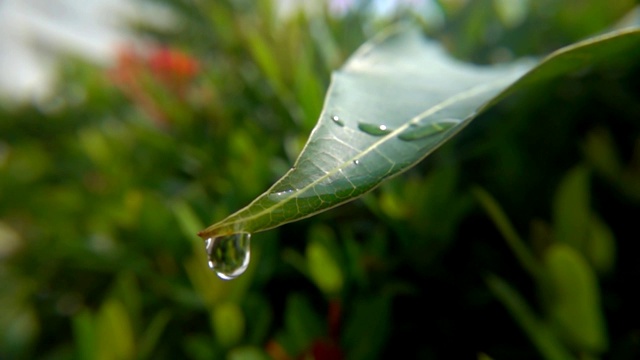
212,301,245,347
343,296,391,360
281,293,324,355
493,0,529,28
227,346,271,360
199,26,640,239
306,225,345,295
586,215,616,274
544,243,607,353
552,165,591,252
138,310,172,360
485,274,573,360
95,299,135,360
473,187,543,281
72,310,96,360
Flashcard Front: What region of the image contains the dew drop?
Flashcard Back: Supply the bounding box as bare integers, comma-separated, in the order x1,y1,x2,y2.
205,233,251,280
358,122,394,136
268,188,295,201
398,119,459,141
330,115,344,126
353,159,360,165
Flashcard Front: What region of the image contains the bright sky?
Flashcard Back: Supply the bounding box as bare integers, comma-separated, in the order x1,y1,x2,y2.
0,0,171,102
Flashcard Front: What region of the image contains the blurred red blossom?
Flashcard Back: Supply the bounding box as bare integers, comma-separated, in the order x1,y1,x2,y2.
109,45,200,127
147,47,199,84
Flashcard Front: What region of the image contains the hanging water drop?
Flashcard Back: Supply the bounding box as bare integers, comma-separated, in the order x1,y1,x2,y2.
205,233,251,280
330,115,344,126
358,122,393,136
353,159,360,165
398,119,459,141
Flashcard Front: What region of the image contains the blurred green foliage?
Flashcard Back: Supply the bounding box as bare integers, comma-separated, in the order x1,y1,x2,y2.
1,0,640,359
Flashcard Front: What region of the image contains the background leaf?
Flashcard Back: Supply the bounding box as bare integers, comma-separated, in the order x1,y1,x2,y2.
544,243,607,352
485,274,573,360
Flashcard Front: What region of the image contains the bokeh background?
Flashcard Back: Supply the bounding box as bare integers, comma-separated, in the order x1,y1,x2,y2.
1,0,640,359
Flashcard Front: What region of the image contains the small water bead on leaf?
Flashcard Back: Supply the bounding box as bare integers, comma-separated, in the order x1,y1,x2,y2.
398,119,460,141
205,233,251,280
330,115,344,126
353,159,360,165
268,188,295,202
358,122,394,136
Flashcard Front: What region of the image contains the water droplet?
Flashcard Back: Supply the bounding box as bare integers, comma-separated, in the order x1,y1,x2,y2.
205,233,251,280
268,188,295,201
398,119,459,141
353,159,360,165
330,115,344,126
358,122,394,136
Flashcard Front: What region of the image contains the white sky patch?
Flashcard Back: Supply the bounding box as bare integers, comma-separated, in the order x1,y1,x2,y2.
0,0,173,103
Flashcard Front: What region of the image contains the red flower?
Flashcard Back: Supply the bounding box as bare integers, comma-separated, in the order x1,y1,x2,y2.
148,47,199,82
109,45,200,127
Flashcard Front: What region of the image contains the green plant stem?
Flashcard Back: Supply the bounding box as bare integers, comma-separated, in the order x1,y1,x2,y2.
472,186,544,282
486,274,574,360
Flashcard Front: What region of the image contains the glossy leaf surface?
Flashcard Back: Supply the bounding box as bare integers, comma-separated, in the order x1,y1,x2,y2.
199,26,640,239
